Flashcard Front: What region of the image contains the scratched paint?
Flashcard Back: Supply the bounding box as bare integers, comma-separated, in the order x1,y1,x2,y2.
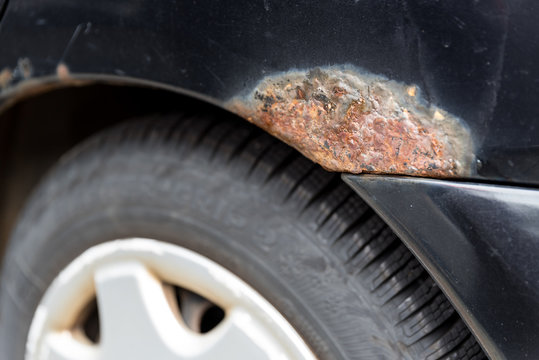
227,67,473,177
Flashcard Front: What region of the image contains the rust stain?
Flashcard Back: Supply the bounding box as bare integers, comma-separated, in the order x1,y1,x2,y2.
227,67,473,177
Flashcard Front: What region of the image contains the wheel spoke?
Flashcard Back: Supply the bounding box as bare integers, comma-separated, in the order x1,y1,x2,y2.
94,262,284,360
94,261,190,359
39,332,99,360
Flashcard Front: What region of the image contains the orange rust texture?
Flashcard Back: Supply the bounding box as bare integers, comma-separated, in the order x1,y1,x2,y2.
228,68,473,177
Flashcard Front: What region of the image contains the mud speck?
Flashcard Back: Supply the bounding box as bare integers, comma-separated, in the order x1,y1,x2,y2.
0,68,12,90
56,63,70,80
17,58,33,79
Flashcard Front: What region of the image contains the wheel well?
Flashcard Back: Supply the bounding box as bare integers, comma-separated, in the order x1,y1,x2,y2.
0,82,226,258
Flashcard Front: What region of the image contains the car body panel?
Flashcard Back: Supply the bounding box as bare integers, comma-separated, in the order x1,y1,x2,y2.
344,174,539,359
0,0,538,184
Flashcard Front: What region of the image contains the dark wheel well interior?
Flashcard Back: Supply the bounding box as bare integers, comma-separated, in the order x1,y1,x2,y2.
0,82,225,259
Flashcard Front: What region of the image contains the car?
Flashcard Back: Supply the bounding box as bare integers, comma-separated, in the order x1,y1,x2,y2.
0,1,538,359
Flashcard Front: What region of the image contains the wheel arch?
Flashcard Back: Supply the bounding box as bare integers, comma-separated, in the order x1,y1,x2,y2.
0,77,232,259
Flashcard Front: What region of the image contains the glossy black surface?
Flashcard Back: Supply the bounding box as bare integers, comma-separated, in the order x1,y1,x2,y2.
0,0,6,22
0,0,538,184
344,174,539,359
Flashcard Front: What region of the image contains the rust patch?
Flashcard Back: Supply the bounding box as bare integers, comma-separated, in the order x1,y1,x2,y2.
227,67,473,177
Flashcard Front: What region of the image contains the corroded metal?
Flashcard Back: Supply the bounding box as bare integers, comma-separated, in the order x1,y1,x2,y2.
227,67,473,177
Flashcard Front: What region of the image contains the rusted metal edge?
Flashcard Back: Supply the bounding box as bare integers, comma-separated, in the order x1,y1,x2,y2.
0,61,222,116
0,62,95,112
227,67,474,177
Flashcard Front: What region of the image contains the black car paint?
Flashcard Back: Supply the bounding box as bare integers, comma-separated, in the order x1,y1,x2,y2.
0,0,6,22
344,174,539,360
0,0,538,358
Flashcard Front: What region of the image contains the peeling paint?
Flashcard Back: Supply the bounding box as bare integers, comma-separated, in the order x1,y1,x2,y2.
227,67,473,177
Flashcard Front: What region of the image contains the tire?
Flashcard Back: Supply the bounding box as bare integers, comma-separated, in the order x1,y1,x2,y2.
0,112,486,360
